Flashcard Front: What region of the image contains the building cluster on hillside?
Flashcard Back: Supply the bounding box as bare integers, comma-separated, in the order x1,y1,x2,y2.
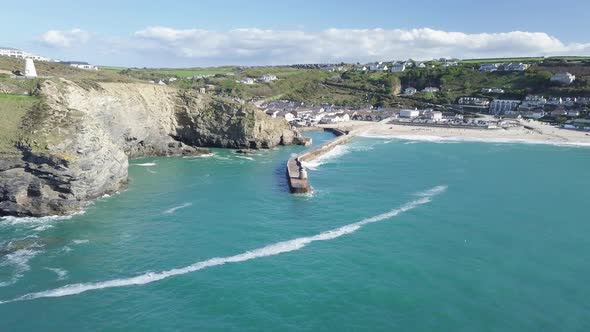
1,46,102,71
59,61,98,70
353,58,458,73
0,46,53,62
238,74,279,84
482,95,589,120
478,62,529,72
401,86,440,95
394,108,506,128
260,100,400,127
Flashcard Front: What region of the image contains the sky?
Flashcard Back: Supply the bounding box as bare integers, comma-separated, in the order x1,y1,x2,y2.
2,0,590,67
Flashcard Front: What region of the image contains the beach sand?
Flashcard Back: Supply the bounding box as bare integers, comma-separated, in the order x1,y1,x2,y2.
319,120,590,147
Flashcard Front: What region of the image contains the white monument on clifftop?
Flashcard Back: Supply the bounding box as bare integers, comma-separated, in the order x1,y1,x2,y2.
24,58,37,78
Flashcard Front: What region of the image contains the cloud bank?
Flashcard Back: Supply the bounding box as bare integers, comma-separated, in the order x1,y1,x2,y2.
39,27,590,66
39,28,91,48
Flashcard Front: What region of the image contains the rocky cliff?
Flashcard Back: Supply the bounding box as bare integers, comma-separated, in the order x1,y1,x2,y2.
0,79,301,217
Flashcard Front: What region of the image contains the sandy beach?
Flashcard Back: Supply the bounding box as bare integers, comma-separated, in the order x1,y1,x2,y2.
319,120,590,147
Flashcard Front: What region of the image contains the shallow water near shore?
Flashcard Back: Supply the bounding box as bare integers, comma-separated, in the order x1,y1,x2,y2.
1,131,590,331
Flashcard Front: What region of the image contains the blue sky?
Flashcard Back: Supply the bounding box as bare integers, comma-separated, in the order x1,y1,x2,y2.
2,0,590,67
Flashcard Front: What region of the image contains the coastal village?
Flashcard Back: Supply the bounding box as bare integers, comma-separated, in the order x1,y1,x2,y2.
1,46,590,133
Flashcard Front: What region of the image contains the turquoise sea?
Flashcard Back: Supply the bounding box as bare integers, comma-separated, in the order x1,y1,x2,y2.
1,131,589,331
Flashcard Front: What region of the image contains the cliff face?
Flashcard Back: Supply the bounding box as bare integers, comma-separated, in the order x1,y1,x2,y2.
0,80,300,217
174,90,298,149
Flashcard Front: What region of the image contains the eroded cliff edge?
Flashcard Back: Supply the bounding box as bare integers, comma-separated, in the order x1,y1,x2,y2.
0,80,301,217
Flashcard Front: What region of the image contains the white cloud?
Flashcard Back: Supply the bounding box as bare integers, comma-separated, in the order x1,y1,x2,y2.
131,27,590,65
37,26,590,66
39,28,91,48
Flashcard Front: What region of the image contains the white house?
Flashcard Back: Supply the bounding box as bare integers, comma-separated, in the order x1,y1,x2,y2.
283,112,296,122
423,87,440,93
458,97,490,106
404,87,417,95
390,63,406,72
424,110,443,121
157,80,166,85
240,77,255,85
482,88,505,94
259,74,277,82
504,63,529,71
399,109,420,118
547,97,562,105
489,100,521,115
0,47,52,61
61,61,98,70
442,61,458,67
551,72,576,85
567,109,581,117
479,63,501,72
0,47,25,58
319,113,350,124
521,95,547,108
522,109,546,119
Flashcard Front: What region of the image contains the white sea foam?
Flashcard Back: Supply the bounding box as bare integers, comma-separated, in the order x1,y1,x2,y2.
0,213,81,232
72,239,90,245
184,153,215,159
302,145,350,170
133,162,157,167
358,133,590,148
0,185,446,304
163,203,193,214
45,267,68,281
33,224,54,232
0,248,41,288
0,215,73,227
235,156,255,161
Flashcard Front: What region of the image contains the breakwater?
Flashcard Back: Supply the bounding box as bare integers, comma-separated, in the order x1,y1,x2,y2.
287,128,351,194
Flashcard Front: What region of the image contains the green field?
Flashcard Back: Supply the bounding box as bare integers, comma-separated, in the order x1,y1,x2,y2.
0,94,38,156
460,57,545,64
120,66,237,79
99,66,128,72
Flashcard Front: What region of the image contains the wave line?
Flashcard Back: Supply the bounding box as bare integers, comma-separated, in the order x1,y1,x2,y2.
0,185,446,304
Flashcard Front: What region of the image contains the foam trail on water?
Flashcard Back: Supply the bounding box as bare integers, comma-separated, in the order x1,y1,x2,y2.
45,268,68,281
133,163,157,167
1,186,446,304
163,203,193,214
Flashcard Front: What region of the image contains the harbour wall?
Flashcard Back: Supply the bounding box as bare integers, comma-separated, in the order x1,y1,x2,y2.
286,128,351,194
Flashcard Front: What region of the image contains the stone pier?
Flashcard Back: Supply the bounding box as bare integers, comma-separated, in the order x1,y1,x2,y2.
286,128,352,194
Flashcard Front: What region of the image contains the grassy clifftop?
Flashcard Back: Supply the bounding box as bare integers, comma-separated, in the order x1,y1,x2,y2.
0,94,39,156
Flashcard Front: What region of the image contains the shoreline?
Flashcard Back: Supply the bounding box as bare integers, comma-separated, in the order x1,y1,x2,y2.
333,121,590,147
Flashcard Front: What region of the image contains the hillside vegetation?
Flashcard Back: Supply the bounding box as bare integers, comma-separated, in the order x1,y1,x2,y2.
0,94,39,156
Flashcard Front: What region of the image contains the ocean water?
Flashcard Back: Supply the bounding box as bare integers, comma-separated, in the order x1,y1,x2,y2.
1,131,590,331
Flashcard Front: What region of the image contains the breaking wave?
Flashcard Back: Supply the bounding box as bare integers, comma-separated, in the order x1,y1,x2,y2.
132,162,157,167
0,185,446,304
302,145,350,170
0,248,42,288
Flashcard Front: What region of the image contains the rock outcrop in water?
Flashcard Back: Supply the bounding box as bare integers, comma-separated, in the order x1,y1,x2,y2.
0,79,301,217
